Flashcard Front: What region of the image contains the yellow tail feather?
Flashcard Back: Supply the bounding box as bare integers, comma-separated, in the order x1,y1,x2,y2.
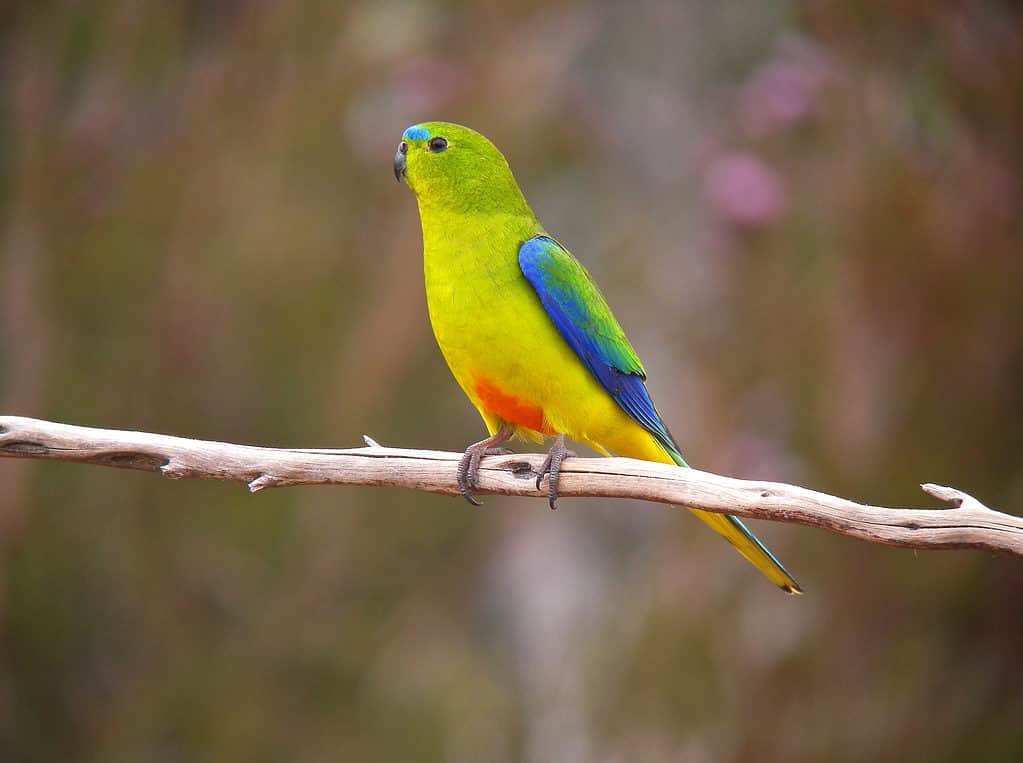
596,423,802,594
687,508,803,594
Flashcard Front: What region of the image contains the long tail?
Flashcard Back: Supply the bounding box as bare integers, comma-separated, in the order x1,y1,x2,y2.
665,447,802,595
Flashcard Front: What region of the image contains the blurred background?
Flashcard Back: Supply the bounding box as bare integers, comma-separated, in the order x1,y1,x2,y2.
2,1,1022,760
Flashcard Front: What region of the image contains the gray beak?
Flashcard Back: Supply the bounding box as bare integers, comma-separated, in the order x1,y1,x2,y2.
393,142,407,182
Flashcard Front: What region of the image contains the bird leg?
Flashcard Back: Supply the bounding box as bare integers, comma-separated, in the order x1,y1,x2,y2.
535,433,576,510
456,424,514,506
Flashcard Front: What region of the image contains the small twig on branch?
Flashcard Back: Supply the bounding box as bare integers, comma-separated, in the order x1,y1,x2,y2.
1,415,1020,556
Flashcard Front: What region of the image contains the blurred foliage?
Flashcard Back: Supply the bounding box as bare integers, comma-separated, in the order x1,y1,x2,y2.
2,1,1022,761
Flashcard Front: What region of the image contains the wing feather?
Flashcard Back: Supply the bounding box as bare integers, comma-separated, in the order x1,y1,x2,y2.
517,235,680,458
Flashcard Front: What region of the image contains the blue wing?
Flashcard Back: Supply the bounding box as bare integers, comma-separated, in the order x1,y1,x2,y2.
518,235,683,460
519,236,803,593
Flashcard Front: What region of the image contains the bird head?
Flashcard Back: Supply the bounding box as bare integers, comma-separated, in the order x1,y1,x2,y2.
394,121,530,215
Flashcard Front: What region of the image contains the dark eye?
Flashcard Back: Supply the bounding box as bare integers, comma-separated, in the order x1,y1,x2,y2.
398,140,408,155
428,136,448,152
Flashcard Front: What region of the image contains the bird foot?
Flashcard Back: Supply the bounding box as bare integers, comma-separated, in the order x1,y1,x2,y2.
456,425,514,506
535,434,576,510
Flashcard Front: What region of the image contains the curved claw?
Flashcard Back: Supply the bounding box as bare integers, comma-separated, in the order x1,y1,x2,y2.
535,434,574,510
457,451,484,506
456,425,514,506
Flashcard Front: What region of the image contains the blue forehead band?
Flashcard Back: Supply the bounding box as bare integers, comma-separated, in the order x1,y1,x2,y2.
402,125,430,141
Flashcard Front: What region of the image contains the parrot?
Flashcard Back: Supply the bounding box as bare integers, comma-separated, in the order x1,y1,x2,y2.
394,121,802,594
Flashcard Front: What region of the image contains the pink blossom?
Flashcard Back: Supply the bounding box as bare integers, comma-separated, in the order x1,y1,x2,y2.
703,152,787,227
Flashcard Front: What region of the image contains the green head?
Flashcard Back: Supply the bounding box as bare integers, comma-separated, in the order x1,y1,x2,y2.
394,122,532,216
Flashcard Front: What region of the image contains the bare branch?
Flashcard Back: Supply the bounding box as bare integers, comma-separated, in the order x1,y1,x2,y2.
2,415,1020,556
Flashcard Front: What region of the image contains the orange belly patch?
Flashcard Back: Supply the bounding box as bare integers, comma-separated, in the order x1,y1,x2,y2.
473,377,552,434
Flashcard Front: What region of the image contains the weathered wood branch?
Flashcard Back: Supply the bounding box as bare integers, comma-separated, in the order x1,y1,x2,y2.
1,415,1020,556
